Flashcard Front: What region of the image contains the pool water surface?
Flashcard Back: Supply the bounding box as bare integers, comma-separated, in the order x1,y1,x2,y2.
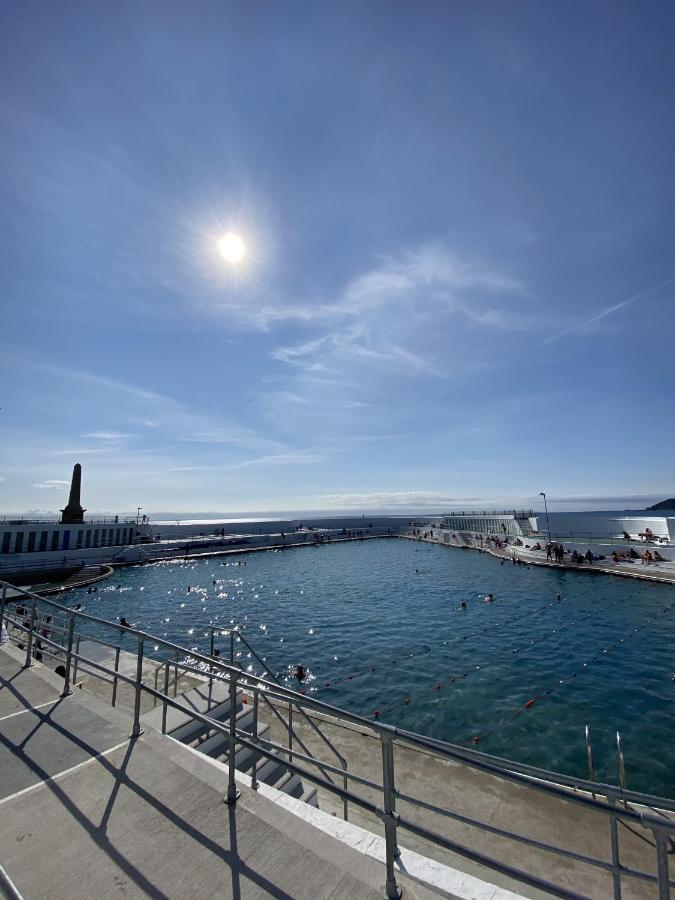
69,538,675,798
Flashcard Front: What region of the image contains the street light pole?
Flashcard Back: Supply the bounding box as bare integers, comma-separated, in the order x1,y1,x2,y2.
540,492,551,543
137,506,142,525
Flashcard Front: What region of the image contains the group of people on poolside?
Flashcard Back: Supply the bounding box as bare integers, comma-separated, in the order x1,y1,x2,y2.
544,542,567,563
611,547,664,565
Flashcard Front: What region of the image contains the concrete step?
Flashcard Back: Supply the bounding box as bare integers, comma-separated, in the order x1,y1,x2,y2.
171,691,243,744
192,707,254,756
255,754,288,787
273,770,303,798
142,677,235,734
228,725,271,772
301,785,319,807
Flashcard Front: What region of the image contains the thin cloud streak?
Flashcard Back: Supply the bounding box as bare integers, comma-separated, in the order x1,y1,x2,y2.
171,450,323,472
83,431,133,440
541,277,675,346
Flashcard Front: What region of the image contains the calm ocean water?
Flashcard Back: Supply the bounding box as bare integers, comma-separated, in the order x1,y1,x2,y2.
70,538,675,798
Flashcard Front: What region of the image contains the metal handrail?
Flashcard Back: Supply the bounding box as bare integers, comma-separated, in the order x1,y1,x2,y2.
212,624,350,816
201,623,349,815
1,580,673,899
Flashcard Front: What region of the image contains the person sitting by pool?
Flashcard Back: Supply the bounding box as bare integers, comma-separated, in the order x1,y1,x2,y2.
585,549,594,564
611,551,619,562
653,550,665,562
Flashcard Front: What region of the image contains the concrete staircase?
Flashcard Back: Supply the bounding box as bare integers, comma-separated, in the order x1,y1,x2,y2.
142,680,318,807
515,515,535,538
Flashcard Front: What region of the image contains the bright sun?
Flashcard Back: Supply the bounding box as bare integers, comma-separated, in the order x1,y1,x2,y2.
218,232,246,264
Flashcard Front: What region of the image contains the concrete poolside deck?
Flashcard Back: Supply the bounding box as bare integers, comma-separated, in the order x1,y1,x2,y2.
260,703,673,900
404,533,675,585
0,644,455,900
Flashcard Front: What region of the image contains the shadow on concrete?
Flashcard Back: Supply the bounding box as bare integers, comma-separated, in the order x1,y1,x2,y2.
1,667,294,899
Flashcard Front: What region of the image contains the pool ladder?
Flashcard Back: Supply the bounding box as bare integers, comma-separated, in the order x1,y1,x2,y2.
585,725,628,805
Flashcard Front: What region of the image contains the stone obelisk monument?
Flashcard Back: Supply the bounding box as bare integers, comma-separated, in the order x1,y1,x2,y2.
60,463,86,524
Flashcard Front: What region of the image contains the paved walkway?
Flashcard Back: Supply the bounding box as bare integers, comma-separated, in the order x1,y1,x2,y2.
405,534,675,585
0,645,437,900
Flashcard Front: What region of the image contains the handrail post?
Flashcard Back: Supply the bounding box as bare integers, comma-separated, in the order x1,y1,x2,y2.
380,733,402,899
209,625,215,658
606,790,622,899
616,732,628,808
131,634,145,738
162,659,170,734
224,672,240,804
652,827,671,900
229,629,235,664
288,702,294,771
0,585,7,641
585,725,596,799
251,689,259,790
72,634,81,685
24,596,37,667
111,645,121,708
61,612,76,697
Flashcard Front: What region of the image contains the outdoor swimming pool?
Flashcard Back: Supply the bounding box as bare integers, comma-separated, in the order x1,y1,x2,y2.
70,538,675,798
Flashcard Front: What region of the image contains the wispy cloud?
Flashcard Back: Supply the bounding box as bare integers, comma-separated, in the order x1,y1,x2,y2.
13,359,165,402
542,277,675,346
319,491,490,509
82,431,133,440
271,337,330,364
11,357,288,457
30,479,70,489
267,245,527,386
172,450,323,472
49,448,116,456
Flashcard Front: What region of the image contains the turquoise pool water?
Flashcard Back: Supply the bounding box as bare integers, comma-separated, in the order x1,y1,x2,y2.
70,538,675,798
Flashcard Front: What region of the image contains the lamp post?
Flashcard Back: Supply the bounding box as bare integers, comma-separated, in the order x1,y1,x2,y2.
539,492,551,543
137,507,142,525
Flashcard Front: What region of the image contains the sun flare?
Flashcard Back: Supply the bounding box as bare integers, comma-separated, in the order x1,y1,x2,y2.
218,232,246,264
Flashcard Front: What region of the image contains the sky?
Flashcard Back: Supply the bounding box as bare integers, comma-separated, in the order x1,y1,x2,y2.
1,1,674,516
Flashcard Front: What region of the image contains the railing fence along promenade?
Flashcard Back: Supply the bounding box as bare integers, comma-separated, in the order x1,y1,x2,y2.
440,510,536,518
0,516,138,525
436,525,672,546
1,580,673,900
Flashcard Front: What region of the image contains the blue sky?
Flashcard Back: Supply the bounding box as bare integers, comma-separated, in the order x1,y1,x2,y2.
1,1,674,515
